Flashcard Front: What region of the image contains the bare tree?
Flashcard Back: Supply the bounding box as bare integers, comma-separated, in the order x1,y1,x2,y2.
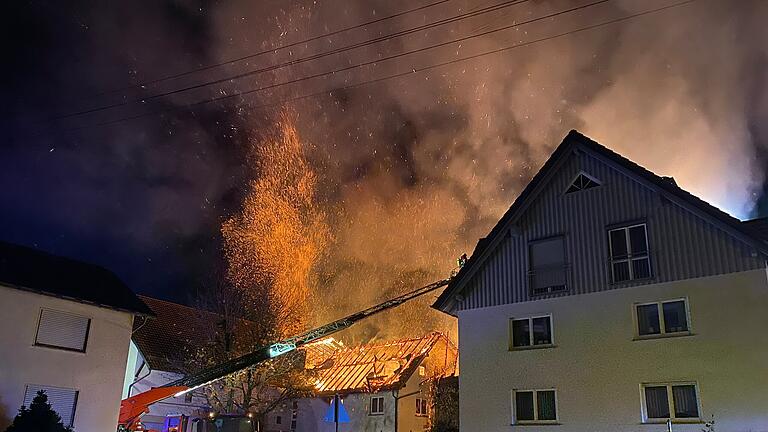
185,270,315,425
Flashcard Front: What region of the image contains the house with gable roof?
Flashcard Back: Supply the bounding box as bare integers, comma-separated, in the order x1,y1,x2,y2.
0,241,153,431
293,332,458,432
432,131,768,431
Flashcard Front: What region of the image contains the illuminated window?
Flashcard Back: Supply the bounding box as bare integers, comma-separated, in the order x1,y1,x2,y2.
609,224,651,282
635,299,689,337
529,237,567,295
512,389,557,424
642,383,700,422
184,392,193,403
370,396,384,415
416,398,428,416
565,172,600,194
418,366,426,376
510,316,553,349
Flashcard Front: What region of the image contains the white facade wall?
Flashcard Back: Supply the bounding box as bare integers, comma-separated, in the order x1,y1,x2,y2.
457,268,768,432
293,371,430,432
0,285,135,431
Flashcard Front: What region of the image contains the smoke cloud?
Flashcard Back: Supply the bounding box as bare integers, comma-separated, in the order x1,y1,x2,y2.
206,0,768,341
5,0,767,341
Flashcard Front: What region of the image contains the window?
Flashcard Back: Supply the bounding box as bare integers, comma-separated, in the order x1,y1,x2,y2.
35,309,91,352
565,172,600,194
529,237,567,295
370,396,384,415
635,299,689,337
291,400,298,430
418,365,426,376
510,316,553,348
184,392,193,403
416,398,428,416
275,415,282,424
609,224,651,282
24,385,78,427
512,389,557,424
642,383,700,422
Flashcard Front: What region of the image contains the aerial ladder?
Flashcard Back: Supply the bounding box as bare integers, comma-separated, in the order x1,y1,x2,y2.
118,277,453,431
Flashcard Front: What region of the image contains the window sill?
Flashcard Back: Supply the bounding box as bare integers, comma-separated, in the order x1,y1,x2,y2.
509,344,556,352
31,343,87,355
633,332,694,341
641,419,703,425
511,422,561,426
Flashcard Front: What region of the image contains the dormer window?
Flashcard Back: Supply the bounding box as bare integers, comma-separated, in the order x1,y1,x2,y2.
565,172,601,194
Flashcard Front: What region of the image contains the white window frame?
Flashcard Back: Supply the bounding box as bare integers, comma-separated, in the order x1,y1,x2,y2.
640,382,702,423
509,315,554,350
34,308,91,353
608,223,651,283
369,396,385,416
633,298,692,339
415,398,428,417
511,389,558,425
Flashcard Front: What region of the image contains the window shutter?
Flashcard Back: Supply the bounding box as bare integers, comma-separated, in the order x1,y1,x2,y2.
36,309,90,351
24,385,79,427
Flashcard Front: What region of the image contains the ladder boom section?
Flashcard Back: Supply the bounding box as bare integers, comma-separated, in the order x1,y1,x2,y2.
163,277,451,392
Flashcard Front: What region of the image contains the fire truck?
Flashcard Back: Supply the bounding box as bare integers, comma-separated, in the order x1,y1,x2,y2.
118,277,452,431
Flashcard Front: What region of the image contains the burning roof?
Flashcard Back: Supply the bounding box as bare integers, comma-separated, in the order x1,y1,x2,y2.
300,332,457,395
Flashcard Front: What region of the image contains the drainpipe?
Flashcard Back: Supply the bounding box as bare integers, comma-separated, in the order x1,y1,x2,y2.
128,360,151,397
391,390,398,432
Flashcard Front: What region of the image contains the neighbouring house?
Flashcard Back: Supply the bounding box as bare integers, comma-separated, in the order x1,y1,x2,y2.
0,241,153,431
124,296,218,432
125,295,295,432
292,332,458,432
432,130,768,431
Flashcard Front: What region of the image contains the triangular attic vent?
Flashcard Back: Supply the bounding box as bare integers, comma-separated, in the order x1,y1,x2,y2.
565,173,600,194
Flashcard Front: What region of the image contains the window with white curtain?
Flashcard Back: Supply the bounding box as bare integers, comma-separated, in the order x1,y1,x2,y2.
642,383,700,422
512,389,557,424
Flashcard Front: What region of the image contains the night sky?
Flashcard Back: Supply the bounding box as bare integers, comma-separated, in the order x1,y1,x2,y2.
2,0,767,310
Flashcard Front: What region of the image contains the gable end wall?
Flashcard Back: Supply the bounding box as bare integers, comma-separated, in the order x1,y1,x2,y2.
457,150,765,311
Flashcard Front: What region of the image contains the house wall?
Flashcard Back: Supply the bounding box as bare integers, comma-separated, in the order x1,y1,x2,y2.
294,392,396,432
457,150,765,311
0,285,135,431
457,268,768,432
125,347,210,431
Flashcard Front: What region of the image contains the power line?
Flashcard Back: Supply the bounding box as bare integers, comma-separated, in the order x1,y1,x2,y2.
52,0,702,135
82,0,453,99
49,0,533,122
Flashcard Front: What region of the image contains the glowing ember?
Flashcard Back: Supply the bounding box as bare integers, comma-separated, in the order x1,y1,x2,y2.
222,111,330,337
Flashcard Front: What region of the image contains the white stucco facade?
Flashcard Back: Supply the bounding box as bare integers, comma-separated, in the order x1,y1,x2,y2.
457,268,768,432
0,284,136,431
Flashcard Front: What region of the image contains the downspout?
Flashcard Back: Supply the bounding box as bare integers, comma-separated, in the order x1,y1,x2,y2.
128,360,151,397
392,390,398,432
